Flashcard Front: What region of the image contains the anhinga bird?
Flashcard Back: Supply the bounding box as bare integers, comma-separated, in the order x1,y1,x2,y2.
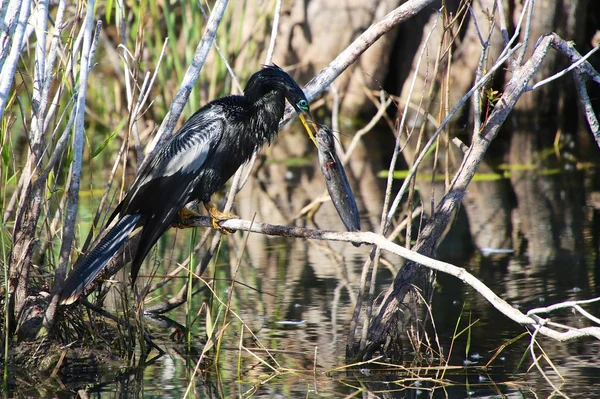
59,65,317,305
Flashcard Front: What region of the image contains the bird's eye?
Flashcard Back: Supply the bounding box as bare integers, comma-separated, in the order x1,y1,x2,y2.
297,99,309,111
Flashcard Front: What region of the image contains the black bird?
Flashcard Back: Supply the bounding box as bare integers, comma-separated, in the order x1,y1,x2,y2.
59,65,317,305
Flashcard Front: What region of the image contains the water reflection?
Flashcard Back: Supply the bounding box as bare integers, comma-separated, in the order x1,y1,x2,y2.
8,167,600,398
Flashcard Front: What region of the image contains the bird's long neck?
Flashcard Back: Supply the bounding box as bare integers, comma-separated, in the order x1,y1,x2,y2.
245,89,286,146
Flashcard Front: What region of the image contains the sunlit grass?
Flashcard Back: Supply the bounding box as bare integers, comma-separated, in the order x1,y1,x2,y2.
379,164,581,181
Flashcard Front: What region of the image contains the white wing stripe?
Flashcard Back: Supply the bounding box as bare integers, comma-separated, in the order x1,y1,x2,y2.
126,118,223,202
161,119,221,176
163,137,209,176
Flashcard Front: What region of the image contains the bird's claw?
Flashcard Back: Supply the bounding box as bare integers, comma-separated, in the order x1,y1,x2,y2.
211,216,236,234
204,201,237,234
173,208,202,229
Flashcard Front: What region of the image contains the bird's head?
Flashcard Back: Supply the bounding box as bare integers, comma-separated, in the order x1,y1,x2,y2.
245,64,318,145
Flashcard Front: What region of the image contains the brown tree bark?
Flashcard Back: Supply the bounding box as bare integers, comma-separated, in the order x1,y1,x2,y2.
273,0,404,116
392,0,514,250
353,33,559,361
508,0,587,265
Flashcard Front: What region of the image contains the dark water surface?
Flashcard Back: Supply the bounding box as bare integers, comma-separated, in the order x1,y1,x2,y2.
9,171,600,398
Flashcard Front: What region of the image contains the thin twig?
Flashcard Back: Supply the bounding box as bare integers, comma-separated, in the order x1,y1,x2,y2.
31,0,49,139
0,0,24,72
516,0,535,66
528,326,569,398
197,0,242,93
527,44,600,91
494,0,509,48
144,0,228,160
44,19,86,135
384,43,522,229
56,16,101,291
341,92,392,164
358,8,442,350
497,0,530,68
467,4,485,47
472,1,497,138
264,0,282,66
527,297,600,324
40,0,68,129
573,76,600,141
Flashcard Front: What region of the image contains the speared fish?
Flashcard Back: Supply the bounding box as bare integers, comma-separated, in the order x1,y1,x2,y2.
315,126,361,244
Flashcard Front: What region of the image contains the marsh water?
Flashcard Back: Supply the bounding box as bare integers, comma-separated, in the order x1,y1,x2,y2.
9,163,600,398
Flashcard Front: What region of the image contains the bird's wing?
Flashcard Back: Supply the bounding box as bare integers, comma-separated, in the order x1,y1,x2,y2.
162,119,221,177
125,114,226,280
122,114,225,213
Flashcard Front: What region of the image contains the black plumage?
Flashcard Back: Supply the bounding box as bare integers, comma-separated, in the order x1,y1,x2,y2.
59,65,316,305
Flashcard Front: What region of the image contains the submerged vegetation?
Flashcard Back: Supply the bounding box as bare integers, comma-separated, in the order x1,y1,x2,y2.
2,0,600,397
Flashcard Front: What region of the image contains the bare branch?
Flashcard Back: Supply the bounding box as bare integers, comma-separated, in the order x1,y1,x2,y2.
176,214,600,343
527,44,600,91
144,0,228,158
0,0,30,121
497,0,530,69
382,8,442,234
197,0,242,93
39,0,68,131
341,92,392,163
516,0,535,66
56,14,102,291
573,76,600,140
550,40,600,84
264,0,282,66
0,0,23,72
494,0,510,47
385,43,522,231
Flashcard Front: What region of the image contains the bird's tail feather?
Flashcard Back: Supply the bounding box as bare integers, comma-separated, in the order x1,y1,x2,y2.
59,214,142,305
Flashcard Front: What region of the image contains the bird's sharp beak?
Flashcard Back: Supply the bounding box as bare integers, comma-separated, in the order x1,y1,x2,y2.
298,111,318,147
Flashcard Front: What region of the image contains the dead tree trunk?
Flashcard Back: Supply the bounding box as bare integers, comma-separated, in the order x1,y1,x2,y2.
508,0,588,266
350,27,592,360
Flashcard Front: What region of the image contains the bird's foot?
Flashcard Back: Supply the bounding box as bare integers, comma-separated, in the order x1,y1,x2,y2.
173,208,202,229
204,201,237,234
